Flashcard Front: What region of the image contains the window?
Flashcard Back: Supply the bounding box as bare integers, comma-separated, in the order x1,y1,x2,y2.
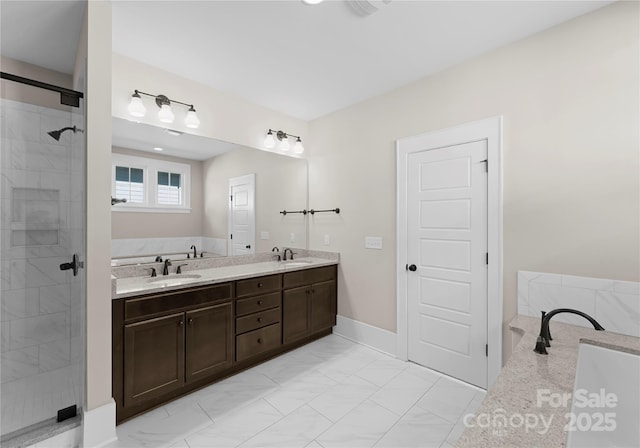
112,153,190,213
157,171,181,205
115,166,145,203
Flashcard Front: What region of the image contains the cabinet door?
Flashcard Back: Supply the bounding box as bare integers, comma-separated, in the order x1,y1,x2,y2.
310,280,337,333
124,313,185,407
186,302,233,383
283,286,310,344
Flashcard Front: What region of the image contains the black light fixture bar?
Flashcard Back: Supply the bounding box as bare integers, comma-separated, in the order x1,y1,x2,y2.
267,128,301,141
134,89,194,108
1,72,84,107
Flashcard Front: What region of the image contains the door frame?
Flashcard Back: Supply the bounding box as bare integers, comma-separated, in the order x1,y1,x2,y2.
396,116,503,388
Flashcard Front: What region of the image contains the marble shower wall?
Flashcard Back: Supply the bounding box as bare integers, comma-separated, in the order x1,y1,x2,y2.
517,270,640,337
0,99,84,384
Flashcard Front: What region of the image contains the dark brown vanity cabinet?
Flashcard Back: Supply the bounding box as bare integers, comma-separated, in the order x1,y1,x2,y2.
113,264,337,423
235,274,282,362
283,265,337,344
113,283,233,422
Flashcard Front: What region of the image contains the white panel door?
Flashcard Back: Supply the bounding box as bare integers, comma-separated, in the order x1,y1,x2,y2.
407,140,488,388
228,174,255,256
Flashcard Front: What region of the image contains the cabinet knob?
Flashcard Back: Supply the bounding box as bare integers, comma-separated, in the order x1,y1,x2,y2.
257,282,263,288
257,317,263,323
257,338,263,344
188,318,194,325
257,300,264,305
178,320,184,327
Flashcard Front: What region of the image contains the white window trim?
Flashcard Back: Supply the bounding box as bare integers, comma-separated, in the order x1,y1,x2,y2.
111,153,191,213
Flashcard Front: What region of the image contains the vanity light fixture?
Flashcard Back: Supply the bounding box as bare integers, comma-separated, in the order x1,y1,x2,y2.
127,89,200,129
264,129,305,154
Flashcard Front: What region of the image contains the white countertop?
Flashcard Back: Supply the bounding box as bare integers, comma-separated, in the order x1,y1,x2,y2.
114,257,338,299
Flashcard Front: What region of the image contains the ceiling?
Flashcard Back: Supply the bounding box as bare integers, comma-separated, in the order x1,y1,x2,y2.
2,1,612,121
112,117,240,160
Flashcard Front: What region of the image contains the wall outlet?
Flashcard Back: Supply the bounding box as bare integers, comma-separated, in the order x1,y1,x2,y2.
323,234,331,246
290,232,295,243
260,231,270,240
365,236,383,250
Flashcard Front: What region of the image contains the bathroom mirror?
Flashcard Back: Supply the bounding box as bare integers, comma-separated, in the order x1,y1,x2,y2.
111,117,308,265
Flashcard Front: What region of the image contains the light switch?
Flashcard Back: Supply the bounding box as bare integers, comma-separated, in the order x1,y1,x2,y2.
260,231,270,240
365,236,383,250
323,234,331,246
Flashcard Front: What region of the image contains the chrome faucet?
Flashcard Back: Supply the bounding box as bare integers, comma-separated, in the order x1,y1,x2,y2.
190,245,197,259
283,248,294,261
163,259,172,276
534,309,605,355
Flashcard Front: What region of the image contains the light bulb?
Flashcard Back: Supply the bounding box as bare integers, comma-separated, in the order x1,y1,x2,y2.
279,134,290,151
128,92,146,117
184,106,200,129
158,103,174,123
293,137,304,154
264,130,276,149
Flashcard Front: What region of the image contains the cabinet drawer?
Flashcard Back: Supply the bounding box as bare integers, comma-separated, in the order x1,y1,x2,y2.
236,274,282,298
236,291,281,316
125,283,232,321
236,323,281,362
283,266,336,289
236,307,281,334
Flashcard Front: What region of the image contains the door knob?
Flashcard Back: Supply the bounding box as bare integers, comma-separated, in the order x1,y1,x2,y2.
60,254,83,277
406,264,417,272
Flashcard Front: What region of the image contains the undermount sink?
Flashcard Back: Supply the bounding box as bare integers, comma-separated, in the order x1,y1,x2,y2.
282,260,313,268
147,274,202,287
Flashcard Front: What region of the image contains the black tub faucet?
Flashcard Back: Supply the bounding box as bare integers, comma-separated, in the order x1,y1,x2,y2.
534,309,605,355
163,259,172,276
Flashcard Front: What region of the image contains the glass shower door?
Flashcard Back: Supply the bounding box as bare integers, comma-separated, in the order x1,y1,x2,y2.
0,92,85,438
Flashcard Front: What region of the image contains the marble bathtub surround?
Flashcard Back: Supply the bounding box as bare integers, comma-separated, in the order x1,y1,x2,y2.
456,315,640,448
111,236,227,260
518,271,640,338
113,250,339,299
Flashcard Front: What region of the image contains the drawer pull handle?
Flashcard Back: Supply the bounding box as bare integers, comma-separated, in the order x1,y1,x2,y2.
258,283,263,288
258,300,264,305
178,320,184,327
257,338,263,344
257,317,263,322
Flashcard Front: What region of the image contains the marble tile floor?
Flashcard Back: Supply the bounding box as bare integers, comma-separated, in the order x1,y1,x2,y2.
105,335,486,448
0,363,83,437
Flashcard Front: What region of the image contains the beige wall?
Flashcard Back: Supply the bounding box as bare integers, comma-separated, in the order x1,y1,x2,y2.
203,147,308,252
111,147,204,239
85,0,113,411
307,2,639,361
0,56,73,110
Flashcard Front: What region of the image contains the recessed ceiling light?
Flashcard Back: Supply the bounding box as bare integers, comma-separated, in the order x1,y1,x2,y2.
165,129,182,136
153,147,163,151
302,0,324,4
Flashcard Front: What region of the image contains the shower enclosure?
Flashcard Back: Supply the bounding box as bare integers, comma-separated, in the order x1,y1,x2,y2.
0,74,86,439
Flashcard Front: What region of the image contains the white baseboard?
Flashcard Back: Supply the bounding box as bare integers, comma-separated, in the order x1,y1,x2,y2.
333,315,398,357
82,399,117,448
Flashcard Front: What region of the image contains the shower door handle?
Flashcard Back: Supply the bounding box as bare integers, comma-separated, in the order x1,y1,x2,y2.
60,254,83,277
